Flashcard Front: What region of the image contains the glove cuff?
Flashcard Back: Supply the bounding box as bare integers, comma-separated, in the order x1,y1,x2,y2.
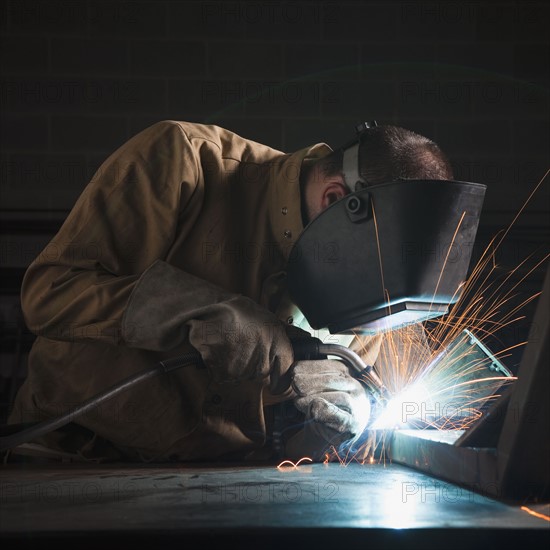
122,259,235,350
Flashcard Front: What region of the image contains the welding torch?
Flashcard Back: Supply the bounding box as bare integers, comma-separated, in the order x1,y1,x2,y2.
0,338,389,453
290,337,389,404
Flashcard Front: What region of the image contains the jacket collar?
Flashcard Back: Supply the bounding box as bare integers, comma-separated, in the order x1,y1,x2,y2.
266,143,332,262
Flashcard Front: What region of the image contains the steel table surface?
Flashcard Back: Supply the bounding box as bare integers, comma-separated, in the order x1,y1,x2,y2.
1,460,549,549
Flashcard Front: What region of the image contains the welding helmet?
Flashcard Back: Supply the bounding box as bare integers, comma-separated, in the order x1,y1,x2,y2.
286,122,487,335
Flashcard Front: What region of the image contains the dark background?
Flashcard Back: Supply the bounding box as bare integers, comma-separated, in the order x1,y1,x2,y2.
0,0,549,420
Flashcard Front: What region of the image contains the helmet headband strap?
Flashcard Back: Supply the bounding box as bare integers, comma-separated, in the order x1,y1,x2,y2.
342,121,378,192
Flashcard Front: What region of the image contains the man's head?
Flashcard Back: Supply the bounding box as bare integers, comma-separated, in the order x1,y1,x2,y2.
301,125,454,224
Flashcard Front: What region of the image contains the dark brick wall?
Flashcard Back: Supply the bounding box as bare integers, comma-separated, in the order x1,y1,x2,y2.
0,0,548,214
0,1,549,407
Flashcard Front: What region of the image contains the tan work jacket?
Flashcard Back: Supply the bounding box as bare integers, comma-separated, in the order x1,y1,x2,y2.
9,120,382,462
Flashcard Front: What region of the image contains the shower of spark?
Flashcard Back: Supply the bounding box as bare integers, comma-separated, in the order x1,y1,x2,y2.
277,457,313,469
520,506,550,522
326,170,549,466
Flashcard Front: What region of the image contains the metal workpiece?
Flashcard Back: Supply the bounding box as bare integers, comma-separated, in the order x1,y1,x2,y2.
0,461,548,549
388,266,550,504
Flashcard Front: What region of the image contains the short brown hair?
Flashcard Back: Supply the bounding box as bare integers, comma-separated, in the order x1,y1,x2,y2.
318,125,454,184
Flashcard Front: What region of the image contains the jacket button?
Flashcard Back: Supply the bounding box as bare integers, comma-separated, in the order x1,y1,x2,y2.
211,394,222,404
287,316,294,325
281,207,288,215
284,230,292,239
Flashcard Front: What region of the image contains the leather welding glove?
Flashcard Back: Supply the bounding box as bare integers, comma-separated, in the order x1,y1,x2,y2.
291,360,371,449
122,260,296,393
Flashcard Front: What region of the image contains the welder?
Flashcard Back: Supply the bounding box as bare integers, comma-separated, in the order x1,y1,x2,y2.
6,120,454,463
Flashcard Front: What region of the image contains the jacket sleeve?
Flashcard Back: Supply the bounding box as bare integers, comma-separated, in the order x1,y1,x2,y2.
20,120,199,347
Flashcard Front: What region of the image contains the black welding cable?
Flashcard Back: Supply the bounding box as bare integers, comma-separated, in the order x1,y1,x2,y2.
0,352,203,453
0,341,385,453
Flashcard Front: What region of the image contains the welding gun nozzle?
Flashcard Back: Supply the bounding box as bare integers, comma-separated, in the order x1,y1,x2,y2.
291,339,389,402
315,343,389,403
358,367,390,403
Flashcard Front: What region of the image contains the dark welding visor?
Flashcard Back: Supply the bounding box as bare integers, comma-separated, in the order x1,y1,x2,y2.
286,178,486,334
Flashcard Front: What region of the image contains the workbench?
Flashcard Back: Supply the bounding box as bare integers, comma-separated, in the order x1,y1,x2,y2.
2,266,548,549
1,460,548,549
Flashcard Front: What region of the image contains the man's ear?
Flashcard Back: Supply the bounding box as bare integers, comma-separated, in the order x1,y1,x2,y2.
320,178,348,211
